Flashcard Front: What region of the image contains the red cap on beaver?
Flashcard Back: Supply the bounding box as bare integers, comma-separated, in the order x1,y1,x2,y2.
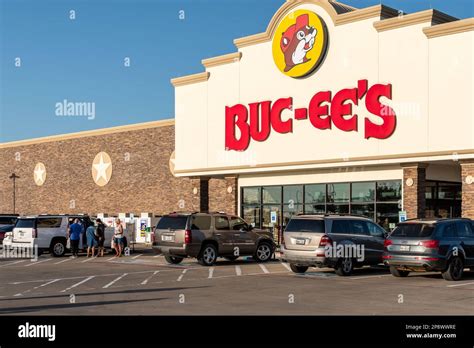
280,14,309,53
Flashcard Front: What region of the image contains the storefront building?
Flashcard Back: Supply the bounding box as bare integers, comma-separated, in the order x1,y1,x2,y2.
0,0,473,238
172,0,474,232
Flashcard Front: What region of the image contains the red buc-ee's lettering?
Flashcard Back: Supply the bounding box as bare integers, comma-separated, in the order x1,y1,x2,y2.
225,79,396,151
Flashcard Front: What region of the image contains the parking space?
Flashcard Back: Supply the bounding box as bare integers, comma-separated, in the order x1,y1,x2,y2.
0,250,473,315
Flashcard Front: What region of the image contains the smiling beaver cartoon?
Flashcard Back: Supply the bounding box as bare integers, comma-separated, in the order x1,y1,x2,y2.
280,14,317,72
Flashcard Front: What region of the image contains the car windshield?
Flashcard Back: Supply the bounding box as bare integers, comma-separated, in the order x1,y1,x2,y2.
285,219,325,233
391,223,435,238
15,219,36,228
157,216,188,230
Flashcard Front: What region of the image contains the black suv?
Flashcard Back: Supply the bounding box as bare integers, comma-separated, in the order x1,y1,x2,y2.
281,214,387,276
152,212,276,266
383,218,474,281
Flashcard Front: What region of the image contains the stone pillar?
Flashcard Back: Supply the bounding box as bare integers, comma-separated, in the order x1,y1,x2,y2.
460,160,474,218
402,163,428,219
208,176,238,215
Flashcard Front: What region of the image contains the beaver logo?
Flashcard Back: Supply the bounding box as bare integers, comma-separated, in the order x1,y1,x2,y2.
272,10,328,78
280,14,317,72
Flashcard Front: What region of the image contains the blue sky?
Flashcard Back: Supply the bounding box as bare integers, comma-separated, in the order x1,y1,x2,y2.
1,0,473,142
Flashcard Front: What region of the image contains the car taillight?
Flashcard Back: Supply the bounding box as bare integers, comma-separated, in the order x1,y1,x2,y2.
419,240,439,249
32,228,37,238
184,229,192,244
383,239,393,249
319,235,332,247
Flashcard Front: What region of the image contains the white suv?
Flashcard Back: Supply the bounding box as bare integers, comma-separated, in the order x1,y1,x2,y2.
4,215,71,257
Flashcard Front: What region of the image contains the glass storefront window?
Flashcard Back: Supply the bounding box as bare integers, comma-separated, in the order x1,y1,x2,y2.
351,182,375,202
304,204,325,214
351,203,375,219
376,181,401,202
283,185,303,205
242,187,260,205
263,186,281,204
327,183,349,203
327,204,349,214
283,205,303,227
241,180,404,235
242,206,261,229
376,203,400,231
305,184,326,204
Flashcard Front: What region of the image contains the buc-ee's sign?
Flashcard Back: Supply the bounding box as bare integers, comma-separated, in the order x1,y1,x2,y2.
225,79,397,151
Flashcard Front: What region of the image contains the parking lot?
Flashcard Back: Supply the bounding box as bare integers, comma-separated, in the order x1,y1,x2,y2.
0,248,473,315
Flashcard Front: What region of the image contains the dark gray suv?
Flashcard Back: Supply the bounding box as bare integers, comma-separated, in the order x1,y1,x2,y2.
383,218,474,281
152,212,276,266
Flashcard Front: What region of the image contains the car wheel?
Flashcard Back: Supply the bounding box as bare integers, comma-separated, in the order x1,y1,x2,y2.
225,256,239,262
335,257,354,276
290,264,308,274
442,256,464,281
254,242,272,262
164,255,183,264
198,244,217,266
50,239,66,257
389,266,410,277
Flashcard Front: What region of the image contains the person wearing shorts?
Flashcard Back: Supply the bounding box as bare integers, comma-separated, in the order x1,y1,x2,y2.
86,223,98,257
96,218,106,257
114,218,124,257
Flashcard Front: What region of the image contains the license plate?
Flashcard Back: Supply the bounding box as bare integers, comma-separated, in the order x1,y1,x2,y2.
161,235,174,242
295,239,306,245
400,245,410,251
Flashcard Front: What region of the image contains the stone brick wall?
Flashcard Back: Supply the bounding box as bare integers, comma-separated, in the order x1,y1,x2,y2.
0,124,199,216
208,176,238,215
461,161,474,218
402,164,427,219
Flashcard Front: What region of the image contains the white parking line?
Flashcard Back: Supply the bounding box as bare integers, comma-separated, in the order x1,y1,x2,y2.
235,265,242,276
54,258,72,265
14,279,61,297
24,259,52,267
131,254,142,259
153,254,161,258
281,262,291,272
177,269,187,282
259,264,270,274
141,271,160,285
103,273,128,289
0,260,27,267
447,282,474,288
106,256,116,261
208,267,214,279
81,257,97,263
61,276,95,293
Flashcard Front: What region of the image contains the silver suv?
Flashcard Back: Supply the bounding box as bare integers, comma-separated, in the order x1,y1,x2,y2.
152,212,276,266
281,214,387,276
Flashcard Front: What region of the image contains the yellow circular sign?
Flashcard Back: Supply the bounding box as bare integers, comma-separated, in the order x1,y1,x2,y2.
272,10,328,78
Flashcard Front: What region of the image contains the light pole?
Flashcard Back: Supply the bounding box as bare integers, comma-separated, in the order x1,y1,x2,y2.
9,173,20,214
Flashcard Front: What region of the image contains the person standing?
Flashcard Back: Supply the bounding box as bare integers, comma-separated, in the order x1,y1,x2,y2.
96,218,106,257
68,218,83,258
86,222,98,257
113,218,124,257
